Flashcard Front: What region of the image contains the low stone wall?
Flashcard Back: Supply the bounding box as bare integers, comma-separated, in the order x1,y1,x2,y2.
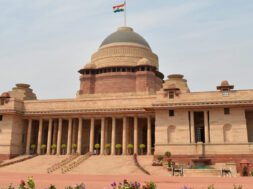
154,154,253,173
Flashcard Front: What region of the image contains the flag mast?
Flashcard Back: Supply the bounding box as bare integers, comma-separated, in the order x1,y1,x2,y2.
124,1,127,26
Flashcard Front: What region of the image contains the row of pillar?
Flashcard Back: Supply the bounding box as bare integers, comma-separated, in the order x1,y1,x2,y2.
26,116,152,155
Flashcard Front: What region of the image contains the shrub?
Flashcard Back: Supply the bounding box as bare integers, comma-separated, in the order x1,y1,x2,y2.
51,144,57,149
65,183,85,189
41,144,46,150
233,184,243,189
164,151,171,158
30,144,36,150
115,144,122,149
61,144,66,149
111,180,157,189
105,144,111,149
168,160,171,168
94,143,100,149
139,144,146,149
143,181,156,189
72,144,77,150
157,155,163,161
127,144,133,149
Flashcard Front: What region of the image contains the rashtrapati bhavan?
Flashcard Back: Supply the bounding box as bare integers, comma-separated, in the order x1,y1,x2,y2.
1,26,253,168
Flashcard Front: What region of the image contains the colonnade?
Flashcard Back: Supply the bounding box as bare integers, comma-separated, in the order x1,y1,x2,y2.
25,116,153,155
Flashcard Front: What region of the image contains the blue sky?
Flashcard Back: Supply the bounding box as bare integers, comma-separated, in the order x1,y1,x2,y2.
0,0,252,99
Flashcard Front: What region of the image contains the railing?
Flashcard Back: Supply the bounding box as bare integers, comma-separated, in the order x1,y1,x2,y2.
61,152,92,174
133,153,150,175
47,155,79,173
0,155,37,168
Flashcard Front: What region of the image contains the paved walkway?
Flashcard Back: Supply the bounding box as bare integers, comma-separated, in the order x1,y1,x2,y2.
0,172,252,189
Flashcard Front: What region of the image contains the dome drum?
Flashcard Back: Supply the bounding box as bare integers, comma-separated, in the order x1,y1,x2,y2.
79,65,163,80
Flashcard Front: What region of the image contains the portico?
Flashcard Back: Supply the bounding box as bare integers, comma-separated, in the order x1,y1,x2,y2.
25,115,155,156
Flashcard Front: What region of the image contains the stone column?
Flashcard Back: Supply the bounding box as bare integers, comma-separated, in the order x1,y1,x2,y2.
46,119,53,155
37,118,43,154
134,116,138,154
67,118,72,155
72,119,77,145
204,110,209,143
100,118,105,155
52,120,57,145
77,118,83,155
111,117,116,155
104,119,108,146
56,118,62,155
190,111,195,143
26,119,32,155
122,117,127,155
147,116,152,155
89,118,95,153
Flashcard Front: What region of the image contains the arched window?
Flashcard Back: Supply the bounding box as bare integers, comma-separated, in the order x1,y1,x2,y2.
223,124,232,143
167,125,176,144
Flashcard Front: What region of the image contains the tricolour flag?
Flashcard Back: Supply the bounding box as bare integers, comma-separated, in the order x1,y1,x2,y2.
113,3,125,13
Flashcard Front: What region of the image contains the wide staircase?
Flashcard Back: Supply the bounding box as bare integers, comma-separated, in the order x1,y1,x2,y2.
67,156,141,175
66,155,167,175
61,152,92,174
47,155,79,173
0,155,168,175
0,155,66,174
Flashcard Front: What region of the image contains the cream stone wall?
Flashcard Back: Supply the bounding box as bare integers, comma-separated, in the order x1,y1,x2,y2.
209,108,248,144
156,89,253,104
10,116,26,155
155,109,190,145
0,115,12,155
155,143,253,155
154,107,251,155
0,115,25,156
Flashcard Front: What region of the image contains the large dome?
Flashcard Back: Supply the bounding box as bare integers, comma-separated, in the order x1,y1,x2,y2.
100,27,151,49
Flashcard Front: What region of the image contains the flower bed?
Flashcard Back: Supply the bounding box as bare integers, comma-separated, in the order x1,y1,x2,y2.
2,177,244,189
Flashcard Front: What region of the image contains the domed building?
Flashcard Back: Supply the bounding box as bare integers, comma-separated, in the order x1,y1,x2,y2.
78,27,163,96
0,26,253,174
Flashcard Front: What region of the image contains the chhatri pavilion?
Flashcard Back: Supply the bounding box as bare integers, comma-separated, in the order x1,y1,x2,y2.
0,27,253,167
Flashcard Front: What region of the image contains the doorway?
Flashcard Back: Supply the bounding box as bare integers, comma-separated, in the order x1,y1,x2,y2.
194,112,205,143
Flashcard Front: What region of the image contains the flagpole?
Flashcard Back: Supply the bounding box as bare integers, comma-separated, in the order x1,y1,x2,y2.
124,1,126,26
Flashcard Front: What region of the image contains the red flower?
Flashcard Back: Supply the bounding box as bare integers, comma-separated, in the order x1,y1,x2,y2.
20,180,25,185
146,185,150,189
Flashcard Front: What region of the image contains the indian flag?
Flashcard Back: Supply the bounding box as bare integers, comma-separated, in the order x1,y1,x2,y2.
113,3,125,13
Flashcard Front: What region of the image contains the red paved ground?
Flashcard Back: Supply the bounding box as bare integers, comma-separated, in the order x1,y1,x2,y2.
0,172,252,189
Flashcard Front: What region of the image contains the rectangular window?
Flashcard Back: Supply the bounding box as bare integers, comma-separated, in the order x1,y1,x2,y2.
224,108,230,115
222,89,229,97
169,92,174,99
0,115,2,121
169,110,175,117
